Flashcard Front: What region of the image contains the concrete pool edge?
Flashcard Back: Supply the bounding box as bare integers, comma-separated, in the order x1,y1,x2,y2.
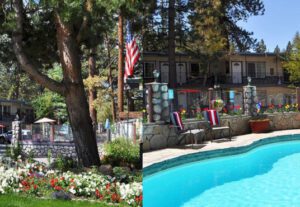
143,133,300,177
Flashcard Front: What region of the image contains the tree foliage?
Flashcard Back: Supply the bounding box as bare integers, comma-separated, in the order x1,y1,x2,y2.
255,39,267,53
282,32,300,83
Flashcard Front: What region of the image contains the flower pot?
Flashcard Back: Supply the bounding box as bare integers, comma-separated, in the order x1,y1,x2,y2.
249,119,270,133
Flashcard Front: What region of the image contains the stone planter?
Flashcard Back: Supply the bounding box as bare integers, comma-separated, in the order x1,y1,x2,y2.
249,119,271,133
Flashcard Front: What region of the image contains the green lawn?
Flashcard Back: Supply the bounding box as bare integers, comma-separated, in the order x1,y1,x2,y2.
0,194,127,207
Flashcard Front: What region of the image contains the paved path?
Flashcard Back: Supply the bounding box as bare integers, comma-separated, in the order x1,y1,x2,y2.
143,129,300,168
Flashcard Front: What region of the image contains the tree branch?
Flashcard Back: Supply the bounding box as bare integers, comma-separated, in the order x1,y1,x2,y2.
12,0,65,96
76,0,92,43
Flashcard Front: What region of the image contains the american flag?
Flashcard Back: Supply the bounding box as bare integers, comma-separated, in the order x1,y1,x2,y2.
124,21,140,80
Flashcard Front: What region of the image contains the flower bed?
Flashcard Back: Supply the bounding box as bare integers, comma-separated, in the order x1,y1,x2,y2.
0,158,142,206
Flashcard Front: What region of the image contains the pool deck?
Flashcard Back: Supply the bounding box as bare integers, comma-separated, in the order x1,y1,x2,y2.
143,129,300,168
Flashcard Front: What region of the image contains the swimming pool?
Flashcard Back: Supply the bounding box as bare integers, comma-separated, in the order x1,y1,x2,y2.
143,135,300,207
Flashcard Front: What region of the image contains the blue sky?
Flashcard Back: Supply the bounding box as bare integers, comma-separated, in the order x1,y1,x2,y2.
238,0,300,52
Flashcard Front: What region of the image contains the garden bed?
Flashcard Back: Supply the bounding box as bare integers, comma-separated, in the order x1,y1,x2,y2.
0,156,142,207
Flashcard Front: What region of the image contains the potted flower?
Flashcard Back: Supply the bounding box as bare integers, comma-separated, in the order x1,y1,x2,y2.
211,99,224,112
249,112,271,133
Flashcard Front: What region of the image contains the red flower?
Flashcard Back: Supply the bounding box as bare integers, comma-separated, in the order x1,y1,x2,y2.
111,193,120,202
60,177,65,181
54,185,63,191
33,185,38,190
50,178,58,187
106,183,111,190
95,189,104,200
135,195,143,202
70,178,74,183
21,180,28,187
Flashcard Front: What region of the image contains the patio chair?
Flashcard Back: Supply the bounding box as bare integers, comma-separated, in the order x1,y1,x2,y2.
202,109,232,142
170,111,204,145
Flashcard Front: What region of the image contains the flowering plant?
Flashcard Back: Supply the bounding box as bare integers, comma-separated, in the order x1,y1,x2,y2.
180,108,187,120
0,158,142,206
211,99,224,112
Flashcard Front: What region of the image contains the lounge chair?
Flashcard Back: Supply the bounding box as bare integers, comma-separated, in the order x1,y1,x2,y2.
203,109,232,142
170,111,204,145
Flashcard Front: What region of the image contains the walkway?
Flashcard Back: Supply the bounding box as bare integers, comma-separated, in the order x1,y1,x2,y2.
143,129,300,167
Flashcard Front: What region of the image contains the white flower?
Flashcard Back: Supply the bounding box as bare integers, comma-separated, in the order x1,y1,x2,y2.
69,188,76,194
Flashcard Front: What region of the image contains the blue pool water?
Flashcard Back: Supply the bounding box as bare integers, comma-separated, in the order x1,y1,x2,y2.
143,139,300,207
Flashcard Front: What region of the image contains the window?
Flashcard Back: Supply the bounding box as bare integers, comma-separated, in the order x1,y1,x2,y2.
3,106,11,116
144,62,155,78
256,62,266,78
270,68,274,76
247,62,266,78
190,63,200,77
247,62,256,77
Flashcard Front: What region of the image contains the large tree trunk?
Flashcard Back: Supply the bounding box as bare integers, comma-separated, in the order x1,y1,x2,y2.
65,84,100,166
105,33,117,122
88,48,98,131
117,11,124,113
55,14,101,167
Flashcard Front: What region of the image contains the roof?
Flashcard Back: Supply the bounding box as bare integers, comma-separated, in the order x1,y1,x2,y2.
142,51,282,57
0,99,31,105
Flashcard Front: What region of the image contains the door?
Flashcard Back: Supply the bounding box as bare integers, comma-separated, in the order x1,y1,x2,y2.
232,62,242,84
176,63,187,85
160,63,169,83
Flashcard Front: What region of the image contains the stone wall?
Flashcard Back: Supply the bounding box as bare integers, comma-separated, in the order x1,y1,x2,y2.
142,112,300,152
20,141,103,158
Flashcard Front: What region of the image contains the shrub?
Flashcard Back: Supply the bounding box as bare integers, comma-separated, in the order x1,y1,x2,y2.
52,155,77,172
103,138,140,168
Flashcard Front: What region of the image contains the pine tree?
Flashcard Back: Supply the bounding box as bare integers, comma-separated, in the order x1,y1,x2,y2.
255,39,267,53
274,45,280,54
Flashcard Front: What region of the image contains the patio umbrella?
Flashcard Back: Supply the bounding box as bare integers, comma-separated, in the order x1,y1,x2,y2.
34,118,56,142
34,117,56,124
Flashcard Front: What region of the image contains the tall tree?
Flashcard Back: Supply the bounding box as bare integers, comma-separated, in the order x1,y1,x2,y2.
274,45,280,54
0,0,143,166
255,39,267,53
168,0,176,89
187,0,264,85
189,0,265,52
88,48,98,131
282,32,300,83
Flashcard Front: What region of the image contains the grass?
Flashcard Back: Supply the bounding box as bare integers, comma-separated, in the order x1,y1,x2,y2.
0,194,127,207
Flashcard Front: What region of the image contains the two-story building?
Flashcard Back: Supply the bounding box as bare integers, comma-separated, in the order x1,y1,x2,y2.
142,52,294,116
0,99,35,128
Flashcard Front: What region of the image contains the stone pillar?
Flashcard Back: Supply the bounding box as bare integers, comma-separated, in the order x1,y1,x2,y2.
145,82,170,123
243,85,258,116
296,87,300,110
11,121,21,153
147,86,153,123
